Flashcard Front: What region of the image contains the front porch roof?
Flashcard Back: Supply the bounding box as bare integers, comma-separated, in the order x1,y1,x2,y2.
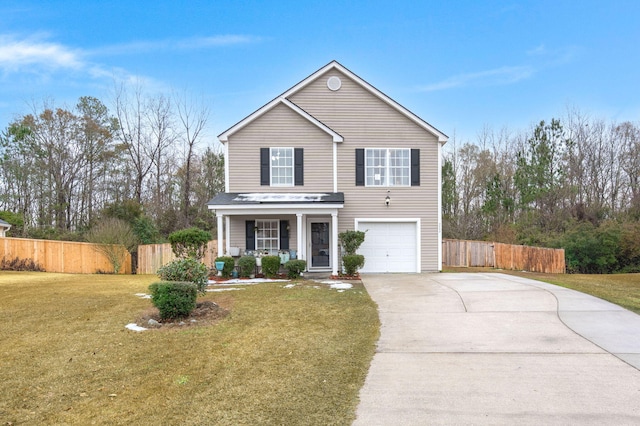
207,192,344,215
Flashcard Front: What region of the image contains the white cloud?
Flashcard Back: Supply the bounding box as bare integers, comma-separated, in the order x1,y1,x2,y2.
419,66,535,92
89,34,261,56
0,34,84,72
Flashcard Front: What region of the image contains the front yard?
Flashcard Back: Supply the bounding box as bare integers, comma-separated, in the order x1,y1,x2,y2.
0,272,379,425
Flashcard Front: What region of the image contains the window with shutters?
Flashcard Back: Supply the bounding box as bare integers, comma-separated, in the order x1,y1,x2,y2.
365,148,410,187
270,147,293,186
256,220,279,251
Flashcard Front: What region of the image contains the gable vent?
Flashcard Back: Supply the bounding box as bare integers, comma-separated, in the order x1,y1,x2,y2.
327,76,342,91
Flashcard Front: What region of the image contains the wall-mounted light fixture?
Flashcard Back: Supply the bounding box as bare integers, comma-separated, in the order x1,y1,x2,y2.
385,191,391,207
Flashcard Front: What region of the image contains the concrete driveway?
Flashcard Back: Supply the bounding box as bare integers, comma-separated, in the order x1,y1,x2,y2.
353,273,640,425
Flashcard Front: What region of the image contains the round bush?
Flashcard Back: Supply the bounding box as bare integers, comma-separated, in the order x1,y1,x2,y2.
157,257,209,293
261,255,281,278
215,256,236,278
284,259,306,279
342,254,365,276
237,255,257,278
148,281,197,320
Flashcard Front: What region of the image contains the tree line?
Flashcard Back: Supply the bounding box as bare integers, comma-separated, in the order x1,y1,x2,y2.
443,108,640,273
0,86,224,244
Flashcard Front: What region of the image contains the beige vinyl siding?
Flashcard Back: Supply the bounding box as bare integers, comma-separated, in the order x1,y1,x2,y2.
228,215,299,253
227,103,334,192
290,70,441,271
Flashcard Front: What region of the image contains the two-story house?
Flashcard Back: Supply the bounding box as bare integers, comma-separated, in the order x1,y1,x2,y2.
208,61,448,275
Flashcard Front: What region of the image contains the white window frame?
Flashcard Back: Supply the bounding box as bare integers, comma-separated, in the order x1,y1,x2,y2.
255,219,280,253
270,147,294,187
365,148,410,187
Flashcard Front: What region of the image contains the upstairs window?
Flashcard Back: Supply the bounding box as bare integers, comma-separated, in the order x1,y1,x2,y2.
270,147,293,186
365,148,410,187
261,147,304,186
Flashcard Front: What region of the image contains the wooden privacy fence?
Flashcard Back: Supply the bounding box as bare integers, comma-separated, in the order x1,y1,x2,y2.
442,239,565,274
137,240,219,274
0,237,131,274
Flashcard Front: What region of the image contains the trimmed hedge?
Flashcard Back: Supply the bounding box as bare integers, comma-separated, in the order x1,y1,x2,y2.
168,227,211,259
215,256,235,278
284,259,306,279
157,257,208,293
343,254,365,276
149,281,197,320
238,255,257,278
261,255,281,278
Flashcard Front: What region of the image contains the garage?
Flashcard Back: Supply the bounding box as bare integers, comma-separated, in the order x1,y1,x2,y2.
356,220,419,273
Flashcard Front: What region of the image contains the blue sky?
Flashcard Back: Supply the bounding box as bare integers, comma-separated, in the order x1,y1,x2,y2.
1,0,639,146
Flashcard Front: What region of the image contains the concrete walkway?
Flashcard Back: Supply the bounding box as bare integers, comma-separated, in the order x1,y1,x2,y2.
354,273,640,425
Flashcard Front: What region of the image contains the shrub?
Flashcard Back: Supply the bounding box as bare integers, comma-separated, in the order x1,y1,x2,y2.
343,254,365,276
86,217,137,274
261,255,281,278
339,230,366,255
215,256,235,278
237,255,257,278
148,281,197,320
560,221,620,274
157,257,209,293
284,259,306,279
168,227,212,259
0,256,44,272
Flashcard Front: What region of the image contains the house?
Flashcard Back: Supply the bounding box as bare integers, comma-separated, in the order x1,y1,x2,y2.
207,61,448,274
0,219,10,237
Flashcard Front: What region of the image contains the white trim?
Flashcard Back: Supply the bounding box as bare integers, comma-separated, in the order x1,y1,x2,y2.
437,142,443,271
333,142,338,192
219,98,343,143
224,142,230,193
354,218,421,273
208,205,342,216
307,217,333,271
218,61,447,145
280,61,448,144
225,216,231,255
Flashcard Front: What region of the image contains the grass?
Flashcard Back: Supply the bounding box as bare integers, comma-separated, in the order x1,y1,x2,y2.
443,266,640,314
0,272,379,425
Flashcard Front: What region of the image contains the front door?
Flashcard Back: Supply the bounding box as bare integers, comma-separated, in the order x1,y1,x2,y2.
309,221,330,269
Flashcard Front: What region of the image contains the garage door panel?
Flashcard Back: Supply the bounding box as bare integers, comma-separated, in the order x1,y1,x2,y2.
357,222,417,273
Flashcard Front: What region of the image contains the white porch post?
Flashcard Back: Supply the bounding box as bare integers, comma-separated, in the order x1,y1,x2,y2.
331,212,338,276
296,213,303,263
216,214,224,257
225,216,231,255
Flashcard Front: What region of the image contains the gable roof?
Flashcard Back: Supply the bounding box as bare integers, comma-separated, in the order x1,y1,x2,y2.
218,60,448,144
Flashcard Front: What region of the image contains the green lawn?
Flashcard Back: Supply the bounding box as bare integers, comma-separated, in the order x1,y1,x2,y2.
0,272,379,425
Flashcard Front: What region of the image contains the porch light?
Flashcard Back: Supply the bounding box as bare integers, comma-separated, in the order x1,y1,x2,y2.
385,193,391,207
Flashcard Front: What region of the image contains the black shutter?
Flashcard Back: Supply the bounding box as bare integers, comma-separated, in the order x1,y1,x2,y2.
260,148,270,186
279,220,289,250
411,149,420,186
294,148,304,186
246,220,256,250
355,148,365,186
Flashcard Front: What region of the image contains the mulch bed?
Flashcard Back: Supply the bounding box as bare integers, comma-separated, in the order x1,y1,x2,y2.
134,301,230,330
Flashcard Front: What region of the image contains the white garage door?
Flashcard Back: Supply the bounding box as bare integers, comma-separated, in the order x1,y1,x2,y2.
357,221,418,273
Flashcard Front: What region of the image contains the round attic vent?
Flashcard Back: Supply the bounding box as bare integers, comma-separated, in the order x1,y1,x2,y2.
327,76,342,91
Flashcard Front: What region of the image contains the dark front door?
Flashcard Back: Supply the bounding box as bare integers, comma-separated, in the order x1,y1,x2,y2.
310,221,330,268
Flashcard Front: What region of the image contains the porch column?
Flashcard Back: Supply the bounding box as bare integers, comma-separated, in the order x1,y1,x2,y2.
296,213,303,263
216,213,224,257
331,212,338,276
225,216,231,255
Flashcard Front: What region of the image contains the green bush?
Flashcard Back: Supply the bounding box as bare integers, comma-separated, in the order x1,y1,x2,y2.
339,230,366,255
261,255,281,278
215,256,235,278
157,257,209,293
148,281,197,320
342,254,365,276
168,227,212,259
237,255,257,278
560,221,620,274
284,259,306,279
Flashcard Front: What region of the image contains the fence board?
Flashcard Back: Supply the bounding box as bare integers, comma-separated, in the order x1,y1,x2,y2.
0,237,131,274
137,240,220,274
443,239,565,274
